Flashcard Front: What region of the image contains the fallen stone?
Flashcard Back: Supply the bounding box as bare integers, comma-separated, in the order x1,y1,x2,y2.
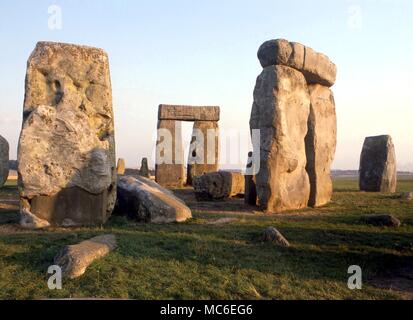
193,171,244,200
400,192,413,201
305,84,337,207
0,135,9,187
115,175,192,223
260,227,290,247
359,135,397,193
257,39,337,87
18,42,116,227
361,214,401,228
155,119,185,188
139,157,150,178
187,121,219,185
158,105,220,121
19,207,50,229
250,65,310,213
54,234,117,279
117,158,125,175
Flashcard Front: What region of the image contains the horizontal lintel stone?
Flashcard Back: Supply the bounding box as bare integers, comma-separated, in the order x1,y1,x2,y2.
158,105,220,121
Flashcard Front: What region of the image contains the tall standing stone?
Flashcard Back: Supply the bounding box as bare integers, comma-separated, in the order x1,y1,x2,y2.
117,158,125,175
155,120,185,188
250,65,311,213
187,121,219,185
0,135,9,187
359,135,397,192
305,84,337,207
18,42,116,228
139,157,150,178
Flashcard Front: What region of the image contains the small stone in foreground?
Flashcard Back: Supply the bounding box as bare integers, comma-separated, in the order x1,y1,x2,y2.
361,214,401,228
54,234,117,279
400,192,413,201
261,227,290,247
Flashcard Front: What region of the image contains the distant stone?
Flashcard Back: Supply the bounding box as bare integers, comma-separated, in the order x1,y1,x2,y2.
193,171,245,200
250,65,310,213
305,84,337,207
18,42,116,228
139,157,150,178
261,227,290,247
359,135,397,193
0,135,9,187
115,175,192,223
257,39,337,87
54,234,117,279
187,121,219,185
361,214,401,228
400,192,413,200
117,158,126,175
158,105,220,121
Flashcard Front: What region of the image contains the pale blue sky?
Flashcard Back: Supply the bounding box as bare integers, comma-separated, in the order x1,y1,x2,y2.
0,0,412,170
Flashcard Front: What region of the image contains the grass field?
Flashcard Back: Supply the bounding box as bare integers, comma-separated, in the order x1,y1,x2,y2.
0,178,412,300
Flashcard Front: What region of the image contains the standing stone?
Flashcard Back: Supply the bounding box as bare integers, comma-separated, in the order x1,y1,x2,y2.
244,151,257,206
305,84,337,207
359,135,397,192
187,121,219,185
18,42,116,227
139,157,150,178
250,65,310,213
0,135,9,187
155,120,185,188
117,158,125,175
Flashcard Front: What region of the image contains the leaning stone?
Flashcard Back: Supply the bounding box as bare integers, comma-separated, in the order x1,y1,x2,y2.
0,135,9,187
257,39,337,87
18,42,116,227
54,234,117,279
361,214,401,228
139,157,150,178
187,121,219,185
115,175,192,223
155,120,185,188
117,158,126,175
193,171,244,200
400,192,413,201
261,227,290,247
305,84,337,207
158,105,220,121
250,65,310,213
359,135,397,193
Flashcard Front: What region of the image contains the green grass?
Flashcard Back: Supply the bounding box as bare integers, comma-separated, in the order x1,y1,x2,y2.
0,178,412,300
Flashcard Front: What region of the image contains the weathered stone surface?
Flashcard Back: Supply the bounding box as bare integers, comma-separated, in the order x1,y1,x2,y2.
244,151,257,206
359,135,397,193
187,121,219,185
193,171,244,200
155,120,185,188
18,42,116,227
19,207,50,229
361,214,401,228
117,158,125,175
139,157,150,178
250,65,310,213
0,135,9,187
260,227,290,247
400,192,413,201
54,234,117,279
158,105,220,121
257,39,337,87
115,175,192,223
305,84,337,207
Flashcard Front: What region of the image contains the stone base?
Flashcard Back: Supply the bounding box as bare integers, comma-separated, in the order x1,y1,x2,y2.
28,187,109,226
155,164,185,188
